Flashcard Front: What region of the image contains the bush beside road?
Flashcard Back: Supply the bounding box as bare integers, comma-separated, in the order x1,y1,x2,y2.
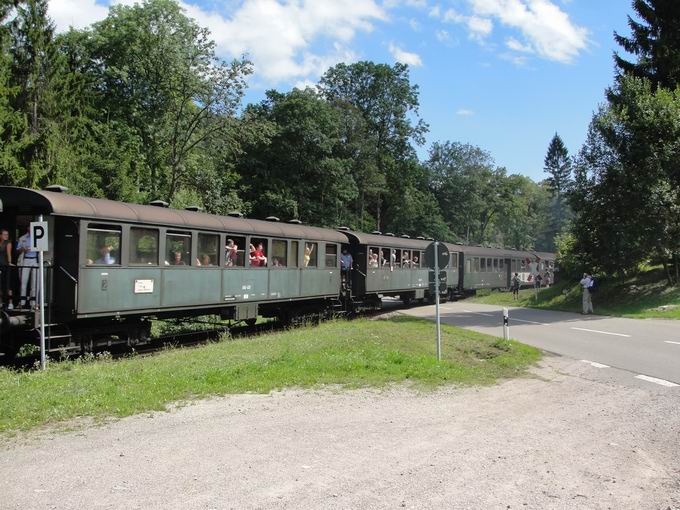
470,266,680,319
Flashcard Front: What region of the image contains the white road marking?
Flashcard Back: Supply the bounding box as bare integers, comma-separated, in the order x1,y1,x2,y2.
664,341,680,345
513,318,549,326
634,375,679,387
462,309,495,317
570,327,631,338
580,359,610,368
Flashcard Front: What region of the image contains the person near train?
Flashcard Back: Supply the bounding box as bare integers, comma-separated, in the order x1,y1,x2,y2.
340,249,352,288
580,273,594,314
16,225,38,309
511,272,520,300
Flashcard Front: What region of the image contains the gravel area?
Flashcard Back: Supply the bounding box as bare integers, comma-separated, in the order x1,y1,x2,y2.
1,356,678,510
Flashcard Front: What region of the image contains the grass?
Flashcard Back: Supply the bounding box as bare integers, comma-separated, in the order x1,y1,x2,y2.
0,316,540,434
470,266,680,319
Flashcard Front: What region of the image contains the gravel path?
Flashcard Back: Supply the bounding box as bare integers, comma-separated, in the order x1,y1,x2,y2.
1,356,678,510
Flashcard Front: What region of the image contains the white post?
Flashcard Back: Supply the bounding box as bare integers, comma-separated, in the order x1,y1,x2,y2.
434,241,441,361
502,307,509,341
38,214,46,370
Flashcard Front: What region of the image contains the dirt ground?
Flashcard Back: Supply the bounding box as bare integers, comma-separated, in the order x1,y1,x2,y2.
1,356,678,510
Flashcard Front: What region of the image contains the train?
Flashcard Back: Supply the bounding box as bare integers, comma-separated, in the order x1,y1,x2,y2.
0,186,555,356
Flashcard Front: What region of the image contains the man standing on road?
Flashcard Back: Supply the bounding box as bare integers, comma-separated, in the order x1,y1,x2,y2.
580,273,593,315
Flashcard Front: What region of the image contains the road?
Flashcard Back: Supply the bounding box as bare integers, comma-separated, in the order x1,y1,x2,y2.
401,301,680,387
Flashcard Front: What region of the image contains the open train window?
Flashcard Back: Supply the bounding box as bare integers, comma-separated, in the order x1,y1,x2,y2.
450,252,458,270
493,259,499,272
272,239,287,267
487,258,492,272
499,259,504,270
325,243,337,268
412,251,421,268
130,228,159,265
304,242,317,267
381,248,391,269
290,241,299,267
249,238,268,268
474,257,480,272
368,247,379,268
393,249,402,268
86,225,121,266
225,235,245,267
466,258,471,273
198,233,219,266
401,250,411,268
480,258,486,272
166,231,190,266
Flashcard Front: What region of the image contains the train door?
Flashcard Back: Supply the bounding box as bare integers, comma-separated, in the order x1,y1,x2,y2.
52,217,79,319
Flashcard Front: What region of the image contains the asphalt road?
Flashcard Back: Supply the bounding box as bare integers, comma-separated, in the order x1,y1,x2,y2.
401,301,680,387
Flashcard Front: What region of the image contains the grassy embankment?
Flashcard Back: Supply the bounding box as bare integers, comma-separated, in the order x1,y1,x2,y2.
0,316,540,434
470,266,680,319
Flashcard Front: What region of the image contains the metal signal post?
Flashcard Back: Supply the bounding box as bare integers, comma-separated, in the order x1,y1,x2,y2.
434,241,441,361
30,216,49,370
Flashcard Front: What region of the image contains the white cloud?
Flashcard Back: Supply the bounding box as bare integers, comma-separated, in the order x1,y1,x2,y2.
48,0,386,85
388,43,423,67
468,0,588,63
409,18,421,31
435,29,450,42
428,4,441,17
506,36,532,52
443,8,493,41
456,108,475,116
48,0,109,30
500,52,529,66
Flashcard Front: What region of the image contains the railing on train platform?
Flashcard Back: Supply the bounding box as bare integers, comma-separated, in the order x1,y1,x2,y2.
0,262,54,312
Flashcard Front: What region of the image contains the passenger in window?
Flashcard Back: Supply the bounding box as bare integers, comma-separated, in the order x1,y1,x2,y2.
249,242,267,267
225,239,238,267
304,243,315,267
170,251,186,265
272,258,282,267
96,245,116,265
412,255,419,267
201,254,212,266
402,253,410,268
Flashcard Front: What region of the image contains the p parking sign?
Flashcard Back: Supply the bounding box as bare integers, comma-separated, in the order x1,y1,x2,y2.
30,221,48,251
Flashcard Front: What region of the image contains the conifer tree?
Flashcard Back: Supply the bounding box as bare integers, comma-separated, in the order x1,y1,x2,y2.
613,0,680,90
543,133,572,198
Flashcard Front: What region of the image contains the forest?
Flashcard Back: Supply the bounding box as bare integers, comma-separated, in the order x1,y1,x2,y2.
1,0,679,280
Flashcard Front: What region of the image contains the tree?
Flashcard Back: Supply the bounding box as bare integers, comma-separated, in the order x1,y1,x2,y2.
543,133,572,198
87,0,252,201
613,0,680,90
319,62,428,230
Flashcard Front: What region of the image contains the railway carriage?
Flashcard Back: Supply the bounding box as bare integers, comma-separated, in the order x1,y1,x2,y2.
0,186,345,354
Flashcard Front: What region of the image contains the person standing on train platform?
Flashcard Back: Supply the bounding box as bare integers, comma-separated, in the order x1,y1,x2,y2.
580,273,593,315
16,225,38,309
340,248,353,288
0,229,14,310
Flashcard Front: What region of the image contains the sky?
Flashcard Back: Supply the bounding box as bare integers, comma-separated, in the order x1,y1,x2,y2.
47,0,634,181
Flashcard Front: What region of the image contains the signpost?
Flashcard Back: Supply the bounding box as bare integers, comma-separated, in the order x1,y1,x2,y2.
425,241,449,361
30,218,48,370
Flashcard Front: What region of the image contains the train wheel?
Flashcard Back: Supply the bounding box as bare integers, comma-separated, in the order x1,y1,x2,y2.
245,318,257,327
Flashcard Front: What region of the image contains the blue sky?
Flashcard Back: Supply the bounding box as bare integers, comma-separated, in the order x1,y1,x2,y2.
50,0,634,181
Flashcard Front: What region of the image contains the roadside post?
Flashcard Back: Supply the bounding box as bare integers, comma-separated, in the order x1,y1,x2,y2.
425,241,450,361
502,307,509,341
30,217,48,370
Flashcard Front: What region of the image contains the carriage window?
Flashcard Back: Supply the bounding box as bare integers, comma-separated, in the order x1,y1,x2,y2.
450,252,458,270
402,250,411,269
130,228,158,265
493,259,499,271
249,238,268,267
224,235,246,267
486,258,491,272
272,239,287,267
521,259,526,270
393,249,402,268
474,257,480,272
166,232,191,266
198,233,219,266
86,226,121,265
466,258,471,273
368,247,379,268
290,241,299,268
304,242,317,267
511,259,517,272
381,248,391,269
499,259,504,270
325,244,337,268
412,251,421,268
480,258,486,272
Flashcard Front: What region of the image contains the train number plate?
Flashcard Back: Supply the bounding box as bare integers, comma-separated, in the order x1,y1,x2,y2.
134,279,154,294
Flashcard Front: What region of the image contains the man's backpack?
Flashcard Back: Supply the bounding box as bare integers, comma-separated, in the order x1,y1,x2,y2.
588,278,597,293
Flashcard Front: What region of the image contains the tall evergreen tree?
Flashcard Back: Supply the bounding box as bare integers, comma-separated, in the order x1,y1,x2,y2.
613,0,680,90
543,133,572,198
